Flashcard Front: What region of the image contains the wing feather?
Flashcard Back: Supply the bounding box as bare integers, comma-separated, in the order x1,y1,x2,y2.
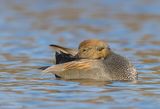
42,59,95,74
49,44,78,56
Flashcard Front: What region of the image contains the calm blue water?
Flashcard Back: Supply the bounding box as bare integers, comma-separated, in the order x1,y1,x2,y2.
0,0,160,109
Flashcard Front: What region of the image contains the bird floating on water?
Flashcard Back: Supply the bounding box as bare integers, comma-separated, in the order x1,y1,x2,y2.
42,39,137,81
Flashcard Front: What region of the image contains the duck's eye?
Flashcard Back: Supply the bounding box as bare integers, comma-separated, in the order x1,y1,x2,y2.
97,47,104,51
82,47,91,52
82,48,87,52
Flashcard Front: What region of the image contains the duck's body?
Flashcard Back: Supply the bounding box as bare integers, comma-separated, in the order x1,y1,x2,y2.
43,39,137,81
103,52,137,80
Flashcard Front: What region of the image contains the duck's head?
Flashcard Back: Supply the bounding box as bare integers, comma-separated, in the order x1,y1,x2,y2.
77,39,111,59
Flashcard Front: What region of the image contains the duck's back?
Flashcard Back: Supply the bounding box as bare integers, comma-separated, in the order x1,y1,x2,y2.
103,52,137,80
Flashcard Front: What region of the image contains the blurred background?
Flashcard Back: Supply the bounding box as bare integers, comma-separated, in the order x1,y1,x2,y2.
0,0,160,109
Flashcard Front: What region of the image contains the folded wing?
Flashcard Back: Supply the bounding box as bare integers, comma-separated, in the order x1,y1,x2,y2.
42,59,105,80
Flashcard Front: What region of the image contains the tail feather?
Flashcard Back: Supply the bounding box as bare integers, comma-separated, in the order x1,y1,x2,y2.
49,44,77,56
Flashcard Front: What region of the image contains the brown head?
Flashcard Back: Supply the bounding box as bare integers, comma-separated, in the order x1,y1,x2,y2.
77,39,111,59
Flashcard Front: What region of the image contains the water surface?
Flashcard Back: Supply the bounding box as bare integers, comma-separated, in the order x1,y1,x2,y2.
0,0,160,109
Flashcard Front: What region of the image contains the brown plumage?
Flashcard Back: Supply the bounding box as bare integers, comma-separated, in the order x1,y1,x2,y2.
77,39,110,59
42,39,137,81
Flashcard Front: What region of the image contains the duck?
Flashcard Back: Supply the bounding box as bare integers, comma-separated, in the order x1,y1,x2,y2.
42,39,137,81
